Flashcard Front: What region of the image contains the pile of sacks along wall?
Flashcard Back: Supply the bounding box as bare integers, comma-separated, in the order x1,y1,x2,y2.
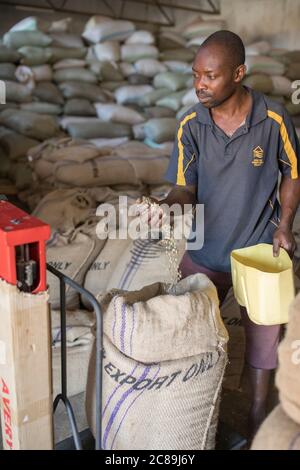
0,14,300,195
0,14,300,410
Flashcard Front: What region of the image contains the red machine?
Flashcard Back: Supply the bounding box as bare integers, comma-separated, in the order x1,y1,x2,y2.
0,199,50,293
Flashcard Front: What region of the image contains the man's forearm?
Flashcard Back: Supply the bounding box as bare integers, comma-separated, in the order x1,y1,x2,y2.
279,176,300,229
158,185,197,210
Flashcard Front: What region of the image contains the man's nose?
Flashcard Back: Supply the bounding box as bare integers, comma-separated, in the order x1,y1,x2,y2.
195,77,208,91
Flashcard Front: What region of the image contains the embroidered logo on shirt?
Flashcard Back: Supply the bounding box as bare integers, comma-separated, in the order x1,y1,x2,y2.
252,146,264,167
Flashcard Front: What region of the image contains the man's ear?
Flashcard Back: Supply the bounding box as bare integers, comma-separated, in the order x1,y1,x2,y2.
234,64,247,83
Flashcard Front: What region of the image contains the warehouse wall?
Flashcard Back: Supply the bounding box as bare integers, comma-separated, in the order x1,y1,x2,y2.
221,0,300,48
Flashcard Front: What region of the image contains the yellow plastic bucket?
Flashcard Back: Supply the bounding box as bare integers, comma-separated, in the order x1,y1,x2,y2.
231,243,294,325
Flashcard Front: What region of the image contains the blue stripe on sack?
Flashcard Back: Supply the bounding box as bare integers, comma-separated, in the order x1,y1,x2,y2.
129,304,135,357
110,364,161,450
102,363,139,419
103,365,151,449
102,304,137,419
112,295,119,343
120,302,127,353
119,240,154,289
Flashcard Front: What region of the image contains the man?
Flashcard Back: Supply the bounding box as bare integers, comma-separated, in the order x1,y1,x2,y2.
138,30,300,442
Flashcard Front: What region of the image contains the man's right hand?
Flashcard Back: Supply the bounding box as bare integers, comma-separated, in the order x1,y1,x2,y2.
132,196,165,229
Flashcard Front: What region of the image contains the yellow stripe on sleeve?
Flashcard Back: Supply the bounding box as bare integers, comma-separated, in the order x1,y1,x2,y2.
267,110,298,179
176,112,197,185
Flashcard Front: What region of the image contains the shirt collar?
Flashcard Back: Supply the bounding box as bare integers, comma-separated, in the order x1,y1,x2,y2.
196,86,268,128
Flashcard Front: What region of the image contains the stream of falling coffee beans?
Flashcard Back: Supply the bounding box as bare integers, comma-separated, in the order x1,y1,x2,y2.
141,196,182,289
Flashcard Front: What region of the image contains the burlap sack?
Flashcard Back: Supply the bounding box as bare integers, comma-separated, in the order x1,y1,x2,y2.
54,155,139,187
158,32,187,51
160,48,195,62
127,73,151,85
177,105,193,120
106,237,185,292
115,85,153,105
19,46,53,65
51,308,94,350
144,106,175,119
119,61,135,77
137,88,170,107
90,61,123,81
48,47,87,63
83,237,132,309
92,42,120,62
64,99,96,116
53,68,97,83
134,58,167,77
99,81,128,92
276,292,300,425
9,16,50,33
245,40,271,56
157,90,187,111
182,88,198,106
143,117,177,143
28,137,103,165
245,56,285,75
8,160,33,189
121,44,159,62
270,75,292,96
0,63,16,80
53,141,169,187
285,102,300,116
86,274,228,450
50,32,84,49
0,109,59,140
33,81,64,104
4,30,52,48
286,62,300,80
47,230,104,309
59,81,109,102
220,289,245,391
31,64,53,81
33,188,95,231
0,45,20,63
65,120,132,140
52,343,93,398
82,17,135,44
5,81,32,103
94,103,145,125
0,148,11,178
20,102,62,115
243,74,273,94
153,72,189,91
126,30,154,45
181,17,225,39
164,60,191,74
251,405,300,450
53,59,86,70
0,130,38,160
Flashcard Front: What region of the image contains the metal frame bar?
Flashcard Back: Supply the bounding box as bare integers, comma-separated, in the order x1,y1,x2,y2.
0,0,220,26
47,264,103,451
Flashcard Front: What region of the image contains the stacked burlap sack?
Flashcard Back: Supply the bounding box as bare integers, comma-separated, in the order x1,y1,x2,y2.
51,307,95,398
251,293,300,450
85,273,229,450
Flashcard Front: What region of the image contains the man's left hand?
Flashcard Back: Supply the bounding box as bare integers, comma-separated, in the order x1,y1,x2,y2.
273,226,296,258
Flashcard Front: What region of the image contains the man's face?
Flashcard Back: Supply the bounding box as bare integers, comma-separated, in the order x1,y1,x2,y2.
192,45,244,108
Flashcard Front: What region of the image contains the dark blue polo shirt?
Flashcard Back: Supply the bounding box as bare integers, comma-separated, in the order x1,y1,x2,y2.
165,88,300,272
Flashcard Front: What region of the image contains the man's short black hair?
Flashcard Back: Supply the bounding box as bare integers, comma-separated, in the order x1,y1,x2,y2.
199,30,245,69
